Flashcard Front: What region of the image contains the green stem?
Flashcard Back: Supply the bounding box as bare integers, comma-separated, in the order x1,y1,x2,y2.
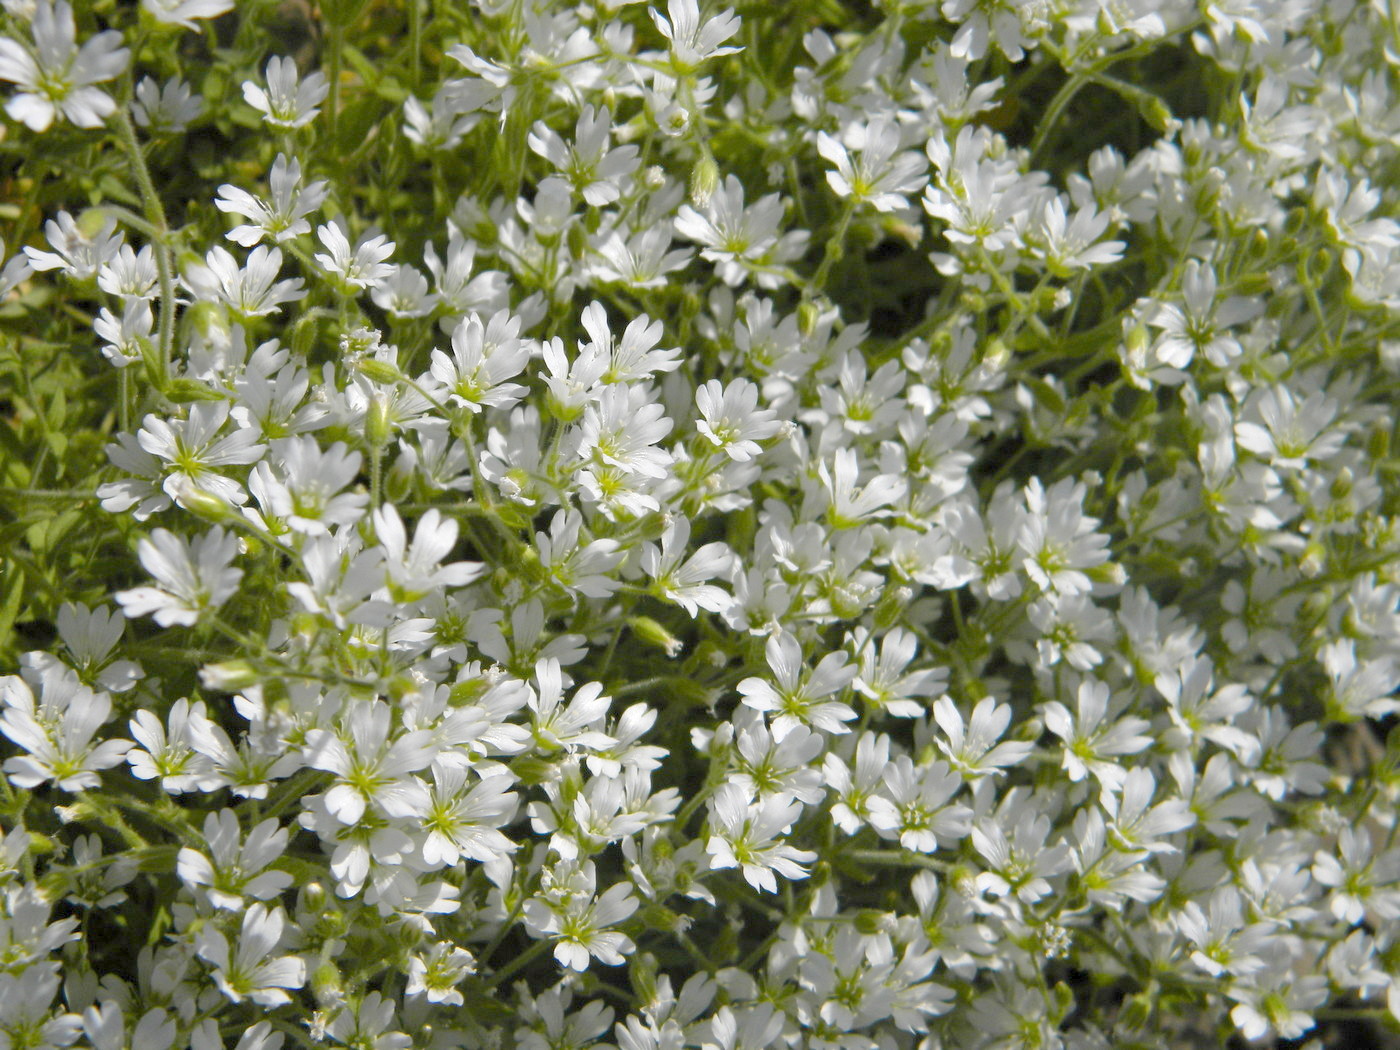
327,22,344,143
845,848,950,871
409,0,422,90
482,938,548,989
1030,70,1090,163
811,200,856,291
112,109,175,389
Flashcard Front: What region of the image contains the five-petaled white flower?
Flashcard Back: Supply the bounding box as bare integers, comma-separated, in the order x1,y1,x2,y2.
0,0,128,131
195,903,306,1007
242,54,327,129
705,783,816,892
115,527,244,628
737,630,857,740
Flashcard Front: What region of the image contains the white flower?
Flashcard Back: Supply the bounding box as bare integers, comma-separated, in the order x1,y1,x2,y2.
705,783,816,892
1142,259,1262,369
737,630,857,740
127,697,219,793
115,527,243,628
931,695,1033,776
523,861,639,969
640,515,735,616
140,0,232,30
130,75,202,132
25,210,123,280
589,227,690,288
215,153,328,247
247,436,366,536
1017,476,1111,597
0,669,131,792
52,602,141,692
527,658,615,753
429,310,531,413
1031,197,1124,276
971,799,1071,903
852,627,945,718
195,904,306,1007
534,510,626,600
183,244,306,316
314,221,396,291
1101,767,1195,854
528,105,640,207
650,0,742,72
1228,962,1328,1043
94,297,153,367
674,175,808,289
417,762,518,868
1040,678,1151,792
405,943,476,1005
176,809,293,910
574,384,674,479
1312,826,1400,925
242,54,327,129
817,117,928,213
1233,383,1346,471
695,378,781,462
302,699,436,825
578,299,681,382
878,756,973,853
1319,638,1400,722
823,732,900,833
134,401,266,508
818,448,907,527
0,0,128,131
372,504,484,602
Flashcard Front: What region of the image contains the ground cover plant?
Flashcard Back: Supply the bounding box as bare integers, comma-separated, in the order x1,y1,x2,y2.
1,0,1400,1047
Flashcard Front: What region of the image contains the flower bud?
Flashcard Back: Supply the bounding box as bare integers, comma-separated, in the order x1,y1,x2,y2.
199,659,260,691
630,954,660,1010
164,378,225,403
311,962,343,1008
874,585,914,629
629,615,683,657
353,356,403,385
175,485,232,523
300,882,328,914
689,155,719,207
449,676,490,706
1141,95,1173,133
1298,540,1326,578
365,390,393,448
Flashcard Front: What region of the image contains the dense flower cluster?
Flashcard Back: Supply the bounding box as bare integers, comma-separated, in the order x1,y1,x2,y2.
1,0,1399,1048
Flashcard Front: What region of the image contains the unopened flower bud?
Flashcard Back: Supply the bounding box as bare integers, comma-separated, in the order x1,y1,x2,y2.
164,378,225,403
300,882,327,914
1299,540,1326,578
854,908,889,935
689,155,719,207
200,659,260,691
984,336,1010,370
176,485,232,522
365,390,393,448
629,615,683,657
1125,322,1150,357
874,586,914,629
1141,95,1173,133
630,954,660,1011
311,962,343,1008
353,356,402,385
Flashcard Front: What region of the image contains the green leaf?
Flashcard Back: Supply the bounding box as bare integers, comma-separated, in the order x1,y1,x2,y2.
0,562,25,652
